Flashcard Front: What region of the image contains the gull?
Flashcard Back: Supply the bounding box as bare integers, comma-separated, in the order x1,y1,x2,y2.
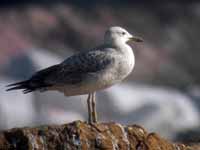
6,26,143,124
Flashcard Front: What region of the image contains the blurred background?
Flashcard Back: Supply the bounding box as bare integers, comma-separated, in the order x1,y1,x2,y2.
0,1,199,144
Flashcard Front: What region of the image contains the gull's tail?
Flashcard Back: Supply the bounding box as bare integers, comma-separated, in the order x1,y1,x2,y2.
6,64,60,94
6,80,34,94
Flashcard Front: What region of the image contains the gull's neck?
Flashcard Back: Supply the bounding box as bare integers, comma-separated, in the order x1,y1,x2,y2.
104,39,133,53
104,39,128,48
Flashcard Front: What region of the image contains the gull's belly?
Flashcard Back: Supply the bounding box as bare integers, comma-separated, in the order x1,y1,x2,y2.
60,70,121,96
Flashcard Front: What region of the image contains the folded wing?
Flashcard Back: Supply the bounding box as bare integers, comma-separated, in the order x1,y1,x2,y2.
6,49,114,93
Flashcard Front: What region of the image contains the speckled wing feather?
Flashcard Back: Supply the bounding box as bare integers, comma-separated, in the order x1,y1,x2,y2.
6,47,115,93
46,48,115,85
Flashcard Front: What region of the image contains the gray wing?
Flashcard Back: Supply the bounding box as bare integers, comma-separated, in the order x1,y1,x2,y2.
45,49,115,85
6,48,115,93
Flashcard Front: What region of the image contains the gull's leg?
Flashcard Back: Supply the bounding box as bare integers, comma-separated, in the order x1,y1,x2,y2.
91,92,97,123
87,93,92,124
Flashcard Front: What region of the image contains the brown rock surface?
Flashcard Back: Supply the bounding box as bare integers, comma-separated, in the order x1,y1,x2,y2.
0,121,198,150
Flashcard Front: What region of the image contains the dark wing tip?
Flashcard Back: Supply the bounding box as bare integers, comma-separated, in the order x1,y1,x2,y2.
5,80,33,93
6,65,60,93
6,81,26,87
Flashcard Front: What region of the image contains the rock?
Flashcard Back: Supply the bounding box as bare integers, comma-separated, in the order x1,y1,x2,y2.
0,121,198,150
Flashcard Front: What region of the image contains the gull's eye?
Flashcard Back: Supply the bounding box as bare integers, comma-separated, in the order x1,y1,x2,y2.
122,32,126,35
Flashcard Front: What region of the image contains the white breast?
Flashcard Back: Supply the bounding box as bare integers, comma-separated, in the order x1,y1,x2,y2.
93,44,135,89
115,44,135,80
124,44,135,74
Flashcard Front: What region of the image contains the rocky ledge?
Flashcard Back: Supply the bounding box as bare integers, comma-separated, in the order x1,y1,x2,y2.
0,121,198,150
